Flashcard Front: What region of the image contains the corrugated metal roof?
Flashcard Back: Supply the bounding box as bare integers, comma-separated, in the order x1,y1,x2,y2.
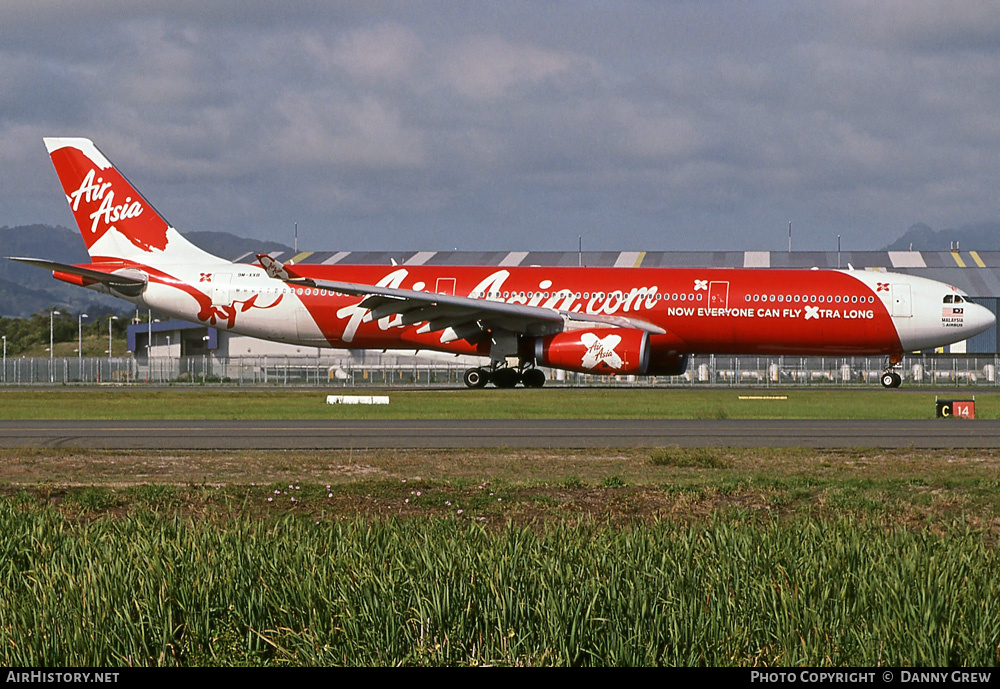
403,251,436,265
888,251,926,268
498,251,528,266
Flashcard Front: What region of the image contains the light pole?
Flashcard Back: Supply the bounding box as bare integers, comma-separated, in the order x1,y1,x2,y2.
78,313,89,377
202,335,210,383
49,309,60,383
2,335,6,384
108,315,118,362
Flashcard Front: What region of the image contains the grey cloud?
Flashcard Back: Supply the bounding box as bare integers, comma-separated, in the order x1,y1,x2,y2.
3,2,999,251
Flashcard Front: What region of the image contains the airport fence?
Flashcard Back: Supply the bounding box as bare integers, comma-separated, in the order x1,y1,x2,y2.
2,353,1000,387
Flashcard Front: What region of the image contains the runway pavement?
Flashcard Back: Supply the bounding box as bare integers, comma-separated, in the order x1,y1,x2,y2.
2,418,1000,449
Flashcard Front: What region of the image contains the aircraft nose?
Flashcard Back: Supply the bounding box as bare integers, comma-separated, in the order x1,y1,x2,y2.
969,302,997,337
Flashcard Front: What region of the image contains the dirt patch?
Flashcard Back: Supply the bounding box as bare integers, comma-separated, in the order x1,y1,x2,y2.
2,447,1000,534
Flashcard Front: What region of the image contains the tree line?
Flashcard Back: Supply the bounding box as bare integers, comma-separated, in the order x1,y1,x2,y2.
0,309,134,356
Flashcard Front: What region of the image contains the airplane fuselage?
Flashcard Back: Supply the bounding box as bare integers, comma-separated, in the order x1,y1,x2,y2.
111,259,988,362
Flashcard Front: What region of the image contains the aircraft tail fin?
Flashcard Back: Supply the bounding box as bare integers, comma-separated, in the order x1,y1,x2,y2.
43,138,225,266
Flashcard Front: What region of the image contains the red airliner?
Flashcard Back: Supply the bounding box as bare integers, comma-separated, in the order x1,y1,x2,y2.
12,138,995,388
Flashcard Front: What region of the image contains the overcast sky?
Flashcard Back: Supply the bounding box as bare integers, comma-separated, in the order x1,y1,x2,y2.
3,1,1000,252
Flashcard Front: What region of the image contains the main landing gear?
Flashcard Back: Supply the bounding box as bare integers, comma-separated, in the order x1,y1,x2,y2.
880,354,903,389
462,367,489,388
880,371,902,388
463,366,546,389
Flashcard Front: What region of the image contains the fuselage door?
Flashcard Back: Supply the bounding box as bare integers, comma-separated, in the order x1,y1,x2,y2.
891,284,912,318
435,277,457,296
211,273,233,306
709,281,729,310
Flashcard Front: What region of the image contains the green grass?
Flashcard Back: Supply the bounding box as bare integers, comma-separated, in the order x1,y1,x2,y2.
2,445,1000,666
0,387,995,419
1,507,997,666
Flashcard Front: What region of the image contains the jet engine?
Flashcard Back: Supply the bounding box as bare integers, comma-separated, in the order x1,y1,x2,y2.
534,328,649,375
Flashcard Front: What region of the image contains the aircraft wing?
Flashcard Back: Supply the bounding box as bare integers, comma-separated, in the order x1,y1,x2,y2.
257,254,666,342
8,257,147,296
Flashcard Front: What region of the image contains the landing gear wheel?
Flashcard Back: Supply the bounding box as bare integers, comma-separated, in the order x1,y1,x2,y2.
881,371,902,388
463,367,489,388
492,368,521,389
522,368,546,388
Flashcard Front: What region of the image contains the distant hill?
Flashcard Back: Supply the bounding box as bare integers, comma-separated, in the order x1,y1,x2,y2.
0,225,294,318
884,222,1000,251
0,225,113,318
180,232,294,262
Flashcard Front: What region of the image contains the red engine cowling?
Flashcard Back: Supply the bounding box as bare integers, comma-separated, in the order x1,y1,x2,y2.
534,328,650,375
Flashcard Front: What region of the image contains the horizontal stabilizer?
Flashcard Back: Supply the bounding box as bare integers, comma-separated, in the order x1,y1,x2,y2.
8,257,147,297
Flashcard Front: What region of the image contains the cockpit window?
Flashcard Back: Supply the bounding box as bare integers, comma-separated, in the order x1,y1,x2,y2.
944,295,954,303
955,295,965,303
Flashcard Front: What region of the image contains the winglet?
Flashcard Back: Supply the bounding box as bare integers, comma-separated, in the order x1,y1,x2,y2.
257,254,314,286
257,254,290,280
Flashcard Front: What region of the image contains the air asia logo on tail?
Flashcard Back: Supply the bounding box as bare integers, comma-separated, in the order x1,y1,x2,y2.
49,143,170,253
71,169,144,234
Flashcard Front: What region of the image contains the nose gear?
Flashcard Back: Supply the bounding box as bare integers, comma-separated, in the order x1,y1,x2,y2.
880,354,902,388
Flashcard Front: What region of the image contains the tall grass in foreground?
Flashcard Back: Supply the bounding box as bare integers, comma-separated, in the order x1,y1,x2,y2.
1,505,998,666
